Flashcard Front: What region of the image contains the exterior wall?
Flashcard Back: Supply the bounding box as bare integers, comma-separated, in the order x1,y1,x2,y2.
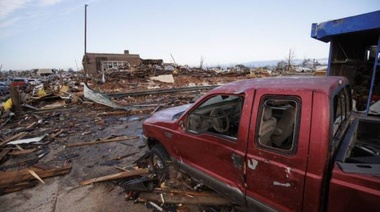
36,68,55,76
83,50,142,74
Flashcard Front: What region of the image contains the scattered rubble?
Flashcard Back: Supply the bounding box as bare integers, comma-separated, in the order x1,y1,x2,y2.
0,64,377,211
0,66,255,211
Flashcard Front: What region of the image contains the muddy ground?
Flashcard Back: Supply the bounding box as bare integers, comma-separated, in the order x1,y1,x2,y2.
0,101,152,211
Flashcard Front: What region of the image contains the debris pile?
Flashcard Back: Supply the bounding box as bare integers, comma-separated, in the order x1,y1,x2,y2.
1,65,338,211
77,150,239,211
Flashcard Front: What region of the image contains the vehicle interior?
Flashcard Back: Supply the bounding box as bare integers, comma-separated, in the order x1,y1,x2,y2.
186,95,244,139
258,98,298,151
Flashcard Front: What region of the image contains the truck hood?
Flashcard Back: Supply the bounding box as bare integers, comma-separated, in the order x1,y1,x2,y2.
147,104,192,122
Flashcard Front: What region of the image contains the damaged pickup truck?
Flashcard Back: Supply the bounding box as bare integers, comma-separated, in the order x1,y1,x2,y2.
142,76,380,211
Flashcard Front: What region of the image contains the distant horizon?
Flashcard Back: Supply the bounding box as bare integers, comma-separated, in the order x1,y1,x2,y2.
0,0,378,71
0,57,329,72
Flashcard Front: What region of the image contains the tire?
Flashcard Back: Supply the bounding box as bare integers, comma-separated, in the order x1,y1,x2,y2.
151,144,170,181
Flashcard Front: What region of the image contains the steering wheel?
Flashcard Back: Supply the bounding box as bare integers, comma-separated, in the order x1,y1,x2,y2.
210,108,230,133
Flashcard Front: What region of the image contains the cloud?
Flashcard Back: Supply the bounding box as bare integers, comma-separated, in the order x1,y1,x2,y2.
0,0,65,20
0,0,31,20
38,0,63,6
0,17,20,28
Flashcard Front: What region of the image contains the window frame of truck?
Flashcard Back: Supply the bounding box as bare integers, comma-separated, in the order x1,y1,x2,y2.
185,94,245,140
255,96,301,153
245,88,312,211
176,92,249,206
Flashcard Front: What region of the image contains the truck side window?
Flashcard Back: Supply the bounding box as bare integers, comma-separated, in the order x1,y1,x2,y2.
186,95,244,140
332,86,352,136
257,97,299,152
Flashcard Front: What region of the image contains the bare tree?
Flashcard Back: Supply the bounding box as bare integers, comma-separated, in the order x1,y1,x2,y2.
199,56,205,70
170,53,177,66
285,49,295,71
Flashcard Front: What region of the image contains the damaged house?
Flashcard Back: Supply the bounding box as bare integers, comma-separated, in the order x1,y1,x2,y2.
83,50,142,74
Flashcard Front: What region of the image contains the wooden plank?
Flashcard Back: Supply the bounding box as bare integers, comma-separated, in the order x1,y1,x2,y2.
153,188,224,197
110,152,138,161
9,85,22,113
0,132,28,147
138,191,232,205
97,111,131,116
80,168,149,186
0,162,72,186
8,148,37,156
66,136,138,147
50,129,63,139
0,181,38,195
28,169,45,184
0,149,11,162
45,129,64,145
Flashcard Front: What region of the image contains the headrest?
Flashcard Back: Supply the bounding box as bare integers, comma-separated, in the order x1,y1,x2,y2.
263,107,272,121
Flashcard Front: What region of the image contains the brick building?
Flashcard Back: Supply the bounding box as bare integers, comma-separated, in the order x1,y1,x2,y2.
83,50,141,74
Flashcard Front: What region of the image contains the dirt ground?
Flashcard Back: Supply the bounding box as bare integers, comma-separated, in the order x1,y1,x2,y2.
0,102,153,211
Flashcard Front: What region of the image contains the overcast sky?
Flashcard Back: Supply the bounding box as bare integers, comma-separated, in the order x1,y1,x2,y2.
0,0,379,70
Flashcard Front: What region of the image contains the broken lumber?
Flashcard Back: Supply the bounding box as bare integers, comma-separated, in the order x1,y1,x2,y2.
0,162,72,186
80,168,149,186
8,148,37,156
111,152,138,161
9,85,22,113
0,149,10,163
97,111,131,116
66,136,139,147
153,188,226,197
50,129,63,139
28,169,45,184
108,85,217,98
138,191,232,205
0,181,38,195
0,132,28,147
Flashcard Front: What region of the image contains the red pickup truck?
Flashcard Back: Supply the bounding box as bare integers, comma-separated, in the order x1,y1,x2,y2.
7,78,27,89
143,76,380,211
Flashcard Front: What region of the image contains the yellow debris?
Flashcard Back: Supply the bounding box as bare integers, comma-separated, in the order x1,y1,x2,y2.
60,85,69,93
4,98,13,110
37,87,47,97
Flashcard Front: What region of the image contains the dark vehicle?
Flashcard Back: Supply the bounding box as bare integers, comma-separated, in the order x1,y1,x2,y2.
0,82,9,95
143,76,380,211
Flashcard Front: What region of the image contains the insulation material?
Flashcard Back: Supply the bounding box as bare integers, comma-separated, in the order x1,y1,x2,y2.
369,100,380,115
150,74,175,83
84,83,131,110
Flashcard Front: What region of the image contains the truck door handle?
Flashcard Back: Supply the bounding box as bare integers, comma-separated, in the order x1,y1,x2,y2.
231,153,243,169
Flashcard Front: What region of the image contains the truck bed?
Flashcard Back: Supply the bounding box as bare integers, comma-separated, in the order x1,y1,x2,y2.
336,117,380,175
328,116,380,211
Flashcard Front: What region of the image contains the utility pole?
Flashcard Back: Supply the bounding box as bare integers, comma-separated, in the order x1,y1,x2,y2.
84,4,88,55
84,4,88,77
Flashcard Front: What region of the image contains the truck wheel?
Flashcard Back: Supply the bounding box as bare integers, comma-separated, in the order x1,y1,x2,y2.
151,145,170,181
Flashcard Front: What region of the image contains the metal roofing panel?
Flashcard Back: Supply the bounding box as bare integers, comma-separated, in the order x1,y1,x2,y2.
311,10,380,42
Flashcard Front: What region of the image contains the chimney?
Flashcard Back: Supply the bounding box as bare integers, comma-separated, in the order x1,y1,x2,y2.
124,50,129,55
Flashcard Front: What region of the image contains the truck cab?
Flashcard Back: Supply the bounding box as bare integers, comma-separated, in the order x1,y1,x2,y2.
143,76,380,211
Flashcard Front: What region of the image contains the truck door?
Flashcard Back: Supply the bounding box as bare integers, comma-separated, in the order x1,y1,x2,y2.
245,90,312,211
174,94,250,205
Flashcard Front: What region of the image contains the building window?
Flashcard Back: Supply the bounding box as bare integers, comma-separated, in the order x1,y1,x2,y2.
101,61,128,71
256,96,300,152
